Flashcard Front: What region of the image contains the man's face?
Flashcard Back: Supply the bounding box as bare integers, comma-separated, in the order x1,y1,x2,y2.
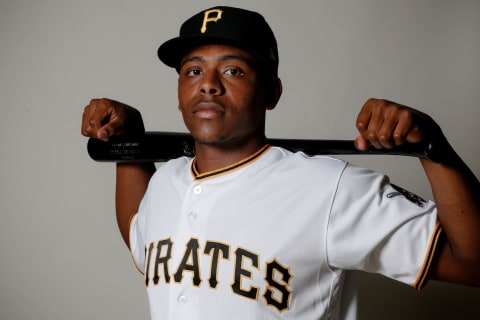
177,44,272,147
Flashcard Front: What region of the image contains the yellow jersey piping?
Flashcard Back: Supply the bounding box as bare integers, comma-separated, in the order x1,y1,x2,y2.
191,144,272,181
413,221,443,290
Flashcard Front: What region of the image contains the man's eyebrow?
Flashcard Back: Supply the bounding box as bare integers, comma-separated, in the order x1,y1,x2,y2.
180,55,204,68
180,53,255,68
218,54,253,64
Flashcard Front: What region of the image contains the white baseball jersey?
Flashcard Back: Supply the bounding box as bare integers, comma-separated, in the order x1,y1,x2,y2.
129,145,442,319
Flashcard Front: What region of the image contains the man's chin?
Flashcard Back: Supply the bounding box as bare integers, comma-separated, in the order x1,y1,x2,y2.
189,127,227,145
193,136,227,146
190,131,226,146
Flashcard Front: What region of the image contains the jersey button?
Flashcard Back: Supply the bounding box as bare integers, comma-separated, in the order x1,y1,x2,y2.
178,295,188,304
188,212,198,221
193,185,202,195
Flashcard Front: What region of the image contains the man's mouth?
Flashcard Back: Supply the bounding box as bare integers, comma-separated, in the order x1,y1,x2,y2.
193,102,225,119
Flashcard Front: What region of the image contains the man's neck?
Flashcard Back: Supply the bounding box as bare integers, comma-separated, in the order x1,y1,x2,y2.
193,136,267,174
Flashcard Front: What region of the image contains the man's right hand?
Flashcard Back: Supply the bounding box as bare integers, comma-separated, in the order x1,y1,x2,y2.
81,98,145,141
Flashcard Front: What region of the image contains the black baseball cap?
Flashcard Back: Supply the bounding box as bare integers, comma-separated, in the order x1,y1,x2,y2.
157,6,279,76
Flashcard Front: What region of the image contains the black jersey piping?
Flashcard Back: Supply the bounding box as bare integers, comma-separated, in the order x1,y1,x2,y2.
191,144,272,181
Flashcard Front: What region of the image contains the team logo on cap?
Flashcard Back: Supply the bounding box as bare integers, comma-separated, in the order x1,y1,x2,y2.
201,8,223,33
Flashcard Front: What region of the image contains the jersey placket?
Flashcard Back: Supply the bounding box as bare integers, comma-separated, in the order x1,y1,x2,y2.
168,179,211,318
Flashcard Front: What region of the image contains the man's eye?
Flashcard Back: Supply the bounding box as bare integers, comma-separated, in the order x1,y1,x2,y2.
186,69,202,76
224,68,244,76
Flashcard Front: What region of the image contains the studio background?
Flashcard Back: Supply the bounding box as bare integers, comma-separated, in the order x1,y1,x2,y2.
1,0,479,319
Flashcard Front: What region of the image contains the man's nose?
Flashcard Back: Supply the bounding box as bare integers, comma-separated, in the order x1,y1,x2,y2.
200,71,224,95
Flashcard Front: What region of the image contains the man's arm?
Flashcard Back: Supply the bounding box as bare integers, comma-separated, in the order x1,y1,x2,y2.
421,155,480,285
355,98,480,286
82,98,155,247
116,163,155,246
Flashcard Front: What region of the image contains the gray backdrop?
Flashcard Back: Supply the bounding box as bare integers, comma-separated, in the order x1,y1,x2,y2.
1,0,479,319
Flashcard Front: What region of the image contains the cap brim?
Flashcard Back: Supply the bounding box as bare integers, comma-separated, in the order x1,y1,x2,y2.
158,36,239,70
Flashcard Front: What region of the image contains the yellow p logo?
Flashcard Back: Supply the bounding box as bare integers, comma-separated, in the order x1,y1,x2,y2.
201,9,223,33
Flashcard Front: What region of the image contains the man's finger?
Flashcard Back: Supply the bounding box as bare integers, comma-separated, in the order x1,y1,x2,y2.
96,120,125,141
354,135,371,151
405,125,424,144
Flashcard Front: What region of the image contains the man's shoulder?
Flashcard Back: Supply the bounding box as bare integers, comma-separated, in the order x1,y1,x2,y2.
271,146,348,169
265,146,349,180
150,156,192,181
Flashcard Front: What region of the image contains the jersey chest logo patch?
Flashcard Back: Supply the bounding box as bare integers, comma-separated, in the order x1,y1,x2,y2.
387,184,427,207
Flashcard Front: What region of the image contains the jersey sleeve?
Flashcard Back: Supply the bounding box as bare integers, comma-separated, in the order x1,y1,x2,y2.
326,163,442,290
129,197,148,275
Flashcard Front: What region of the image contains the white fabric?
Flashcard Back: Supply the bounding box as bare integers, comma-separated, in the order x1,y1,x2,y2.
129,146,438,319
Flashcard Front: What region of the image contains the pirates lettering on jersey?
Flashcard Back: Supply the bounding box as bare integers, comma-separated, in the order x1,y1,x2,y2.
144,237,292,312
264,259,293,311
232,247,260,300
174,238,202,286
204,241,229,288
145,238,173,286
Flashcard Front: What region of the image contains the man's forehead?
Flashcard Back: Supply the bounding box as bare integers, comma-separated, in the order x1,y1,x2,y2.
180,44,258,66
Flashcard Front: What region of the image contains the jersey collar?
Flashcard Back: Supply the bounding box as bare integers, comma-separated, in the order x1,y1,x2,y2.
191,144,272,181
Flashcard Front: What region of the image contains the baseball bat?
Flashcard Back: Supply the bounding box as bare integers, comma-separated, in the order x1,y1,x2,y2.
87,131,438,163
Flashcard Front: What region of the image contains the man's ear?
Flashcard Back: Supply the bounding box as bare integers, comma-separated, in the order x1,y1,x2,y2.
266,77,283,110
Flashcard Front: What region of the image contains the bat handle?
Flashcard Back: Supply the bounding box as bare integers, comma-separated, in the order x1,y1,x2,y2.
268,138,438,161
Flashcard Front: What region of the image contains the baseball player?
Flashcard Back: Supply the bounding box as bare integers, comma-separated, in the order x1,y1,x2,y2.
81,6,480,319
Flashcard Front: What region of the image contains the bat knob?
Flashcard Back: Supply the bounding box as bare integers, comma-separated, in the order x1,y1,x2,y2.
182,141,195,157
